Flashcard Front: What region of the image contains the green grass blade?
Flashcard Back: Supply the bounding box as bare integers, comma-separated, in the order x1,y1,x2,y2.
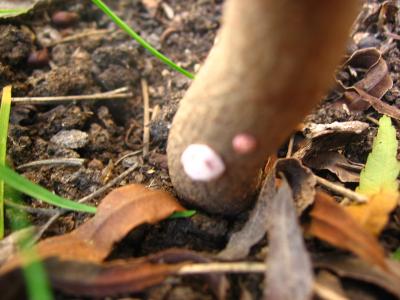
0,165,96,214
169,210,197,219
393,248,400,261
21,248,53,300
91,0,194,79
0,85,12,238
357,115,400,195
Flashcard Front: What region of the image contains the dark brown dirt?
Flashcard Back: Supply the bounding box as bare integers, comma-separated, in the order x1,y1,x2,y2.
1,0,400,299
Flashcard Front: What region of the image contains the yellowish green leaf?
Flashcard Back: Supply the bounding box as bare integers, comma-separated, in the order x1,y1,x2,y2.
345,115,400,236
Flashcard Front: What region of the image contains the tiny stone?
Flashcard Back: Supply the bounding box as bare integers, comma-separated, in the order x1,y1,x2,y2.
50,129,88,149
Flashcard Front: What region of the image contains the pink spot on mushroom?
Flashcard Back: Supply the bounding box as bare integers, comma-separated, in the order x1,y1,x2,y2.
181,144,225,181
232,133,257,154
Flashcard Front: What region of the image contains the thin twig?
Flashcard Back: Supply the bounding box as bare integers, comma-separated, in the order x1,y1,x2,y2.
313,282,349,300
12,88,133,105
366,115,380,126
315,175,368,204
16,158,85,170
178,262,266,275
78,163,139,203
115,150,142,166
141,79,151,157
45,29,115,47
286,135,295,158
5,200,59,216
30,212,62,245
30,163,139,241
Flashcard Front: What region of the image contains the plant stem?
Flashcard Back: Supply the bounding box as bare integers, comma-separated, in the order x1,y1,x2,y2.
91,0,195,79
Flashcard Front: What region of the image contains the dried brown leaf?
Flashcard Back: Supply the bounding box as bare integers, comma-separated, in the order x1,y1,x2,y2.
276,158,316,214
339,48,399,118
309,191,388,270
0,249,228,299
345,87,400,120
0,184,185,274
294,123,368,161
304,151,362,183
314,256,400,299
264,179,314,300
218,173,275,260
304,122,369,139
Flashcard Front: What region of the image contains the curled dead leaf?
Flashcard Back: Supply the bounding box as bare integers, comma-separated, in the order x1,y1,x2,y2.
265,179,314,300
309,191,388,271
338,48,400,119
276,158,316,214
314,255,400,299
304,151,363,183
0,184,185,274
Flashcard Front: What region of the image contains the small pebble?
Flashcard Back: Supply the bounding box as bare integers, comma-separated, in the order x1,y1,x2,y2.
50,129,88,149
27,48,49,67
52,11,79,27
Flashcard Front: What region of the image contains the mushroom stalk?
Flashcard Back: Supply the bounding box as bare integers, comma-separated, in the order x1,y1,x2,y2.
167,0,360,215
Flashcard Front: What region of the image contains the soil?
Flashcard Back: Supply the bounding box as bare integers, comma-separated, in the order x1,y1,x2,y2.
1,0,400,299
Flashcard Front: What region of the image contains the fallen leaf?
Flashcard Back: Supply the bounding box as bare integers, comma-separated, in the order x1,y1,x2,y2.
346,48,392,99
314,255,400,299
338,48,400,118
276,158,316,214
309,191,388,270
294,122,368,161
0,249,228,299
0,0,46,18
304,151,363,183
218,173,275,260
345,116,400,235
304,121,369,139
345,87,400,120
0,184,185,274
264,179,314,300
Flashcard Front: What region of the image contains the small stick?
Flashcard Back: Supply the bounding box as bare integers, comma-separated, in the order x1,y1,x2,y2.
12,89,133,105
5,200,59,216
313,282,349,300
78,163,139,203
45,29,115,47
286,135,295,158
141,79,151,157
30,212,61,245
115,150,142,166
16,158,85,170
315,175,368,204
30,163,139,241
178,262,265,275
366,115,380,126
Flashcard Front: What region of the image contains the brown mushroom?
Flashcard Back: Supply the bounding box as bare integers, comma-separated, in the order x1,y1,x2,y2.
167,0,360,215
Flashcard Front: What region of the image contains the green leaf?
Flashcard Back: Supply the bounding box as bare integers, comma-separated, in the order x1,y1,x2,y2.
91,0,194,79
357,115,400,196
0,165,96,214
392,248,400,261
169,210,197,219
0,85,12,238
0,0,43,18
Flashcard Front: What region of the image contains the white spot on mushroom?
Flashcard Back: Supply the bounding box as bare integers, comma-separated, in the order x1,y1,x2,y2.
232,133,257,154
181,144,225,181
